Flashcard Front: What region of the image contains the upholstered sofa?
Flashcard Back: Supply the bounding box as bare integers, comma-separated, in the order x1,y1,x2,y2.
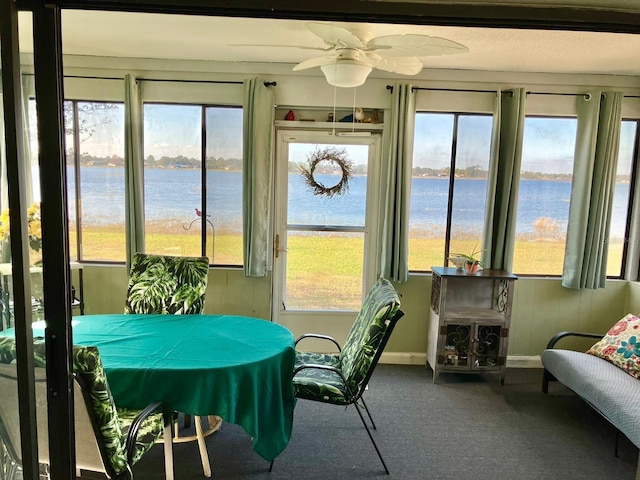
541,325,640,479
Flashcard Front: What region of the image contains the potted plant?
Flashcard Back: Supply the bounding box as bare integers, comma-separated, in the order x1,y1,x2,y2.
450,243,485,274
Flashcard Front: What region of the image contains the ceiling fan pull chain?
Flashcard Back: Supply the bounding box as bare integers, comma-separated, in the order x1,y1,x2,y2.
352,87,357,133
332,68,337,136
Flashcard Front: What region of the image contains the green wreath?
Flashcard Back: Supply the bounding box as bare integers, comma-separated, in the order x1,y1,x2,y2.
299,147,354,198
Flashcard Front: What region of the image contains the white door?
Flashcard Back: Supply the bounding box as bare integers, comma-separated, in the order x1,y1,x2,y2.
272,129,381,342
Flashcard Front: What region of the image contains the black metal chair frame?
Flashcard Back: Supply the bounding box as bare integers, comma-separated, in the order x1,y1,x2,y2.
279,308,404,475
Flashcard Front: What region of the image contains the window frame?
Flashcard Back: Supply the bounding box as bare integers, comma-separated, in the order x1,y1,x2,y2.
616,118,640,279
511,113,578,278
409,110,493,273
64,98,127,264
142,100,244,267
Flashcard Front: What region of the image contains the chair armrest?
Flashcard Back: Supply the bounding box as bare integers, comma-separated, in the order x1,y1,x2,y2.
295,334,342,352
124,401,170,463
546,331,603,349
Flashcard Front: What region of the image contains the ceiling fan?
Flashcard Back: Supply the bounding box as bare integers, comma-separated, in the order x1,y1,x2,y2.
235,22,468,88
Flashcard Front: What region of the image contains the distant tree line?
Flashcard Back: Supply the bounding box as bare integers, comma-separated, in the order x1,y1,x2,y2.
71,153,243,170
70,155,632,183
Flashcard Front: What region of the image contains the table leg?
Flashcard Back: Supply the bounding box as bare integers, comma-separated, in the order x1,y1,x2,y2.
195,416,212,477
163,411,174,480
78,269,84,314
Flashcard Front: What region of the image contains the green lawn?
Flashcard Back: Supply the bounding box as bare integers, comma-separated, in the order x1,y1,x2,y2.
72,227,625,310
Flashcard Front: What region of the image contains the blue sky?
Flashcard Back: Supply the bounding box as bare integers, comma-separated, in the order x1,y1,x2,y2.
60,102,636,177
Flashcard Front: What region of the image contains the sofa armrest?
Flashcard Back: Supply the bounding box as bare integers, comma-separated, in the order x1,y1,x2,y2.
546,331,603,349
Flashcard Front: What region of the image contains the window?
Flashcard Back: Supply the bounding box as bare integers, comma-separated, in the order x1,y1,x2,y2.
609,120,639,277
512,117,577,275
409,112,492,272
65,100,126,262
143,103,243,265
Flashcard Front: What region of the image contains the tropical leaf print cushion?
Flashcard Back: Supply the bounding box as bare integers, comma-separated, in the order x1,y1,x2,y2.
73,345,164,474
0,337,46,366
0,338,163,476
339,278,400,394
293,352,348,404
293,278,400,404
124,253,209,315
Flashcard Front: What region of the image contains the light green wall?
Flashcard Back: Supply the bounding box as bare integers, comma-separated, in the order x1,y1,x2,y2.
81,265,271,319
509,277,628,354
629,282,640,314
389,275,630,357
81,265,633,359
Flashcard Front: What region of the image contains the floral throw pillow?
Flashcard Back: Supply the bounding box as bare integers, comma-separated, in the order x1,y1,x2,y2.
586,313,640,379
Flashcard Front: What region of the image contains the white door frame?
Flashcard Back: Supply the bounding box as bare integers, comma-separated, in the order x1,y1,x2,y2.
272,129,382,344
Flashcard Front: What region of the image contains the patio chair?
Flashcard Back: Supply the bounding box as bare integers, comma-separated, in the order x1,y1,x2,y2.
124,252,219,477
290,277,404,474
0,337,174,480
124,252,209,315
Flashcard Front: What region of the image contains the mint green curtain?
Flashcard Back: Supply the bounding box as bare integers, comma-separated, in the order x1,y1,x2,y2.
380,84,415,282
562,91,623,289
124,74,145,272
482,88,526,272
21,75,36,205
242,78,274,277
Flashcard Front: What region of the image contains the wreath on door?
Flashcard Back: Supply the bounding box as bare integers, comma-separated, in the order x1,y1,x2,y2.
299,146,354,198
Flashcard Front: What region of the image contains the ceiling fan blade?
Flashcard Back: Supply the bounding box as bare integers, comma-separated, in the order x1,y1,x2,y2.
306,22,364,49
367,34,468,57
227,43,331,52
292,54,338,71
370,56,425,75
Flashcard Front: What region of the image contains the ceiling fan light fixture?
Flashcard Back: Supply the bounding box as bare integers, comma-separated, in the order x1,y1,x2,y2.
320,61,372,88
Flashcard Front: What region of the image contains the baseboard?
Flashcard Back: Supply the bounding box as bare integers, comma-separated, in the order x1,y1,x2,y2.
505,355,543,368
380,352,543,368
380,352,427,365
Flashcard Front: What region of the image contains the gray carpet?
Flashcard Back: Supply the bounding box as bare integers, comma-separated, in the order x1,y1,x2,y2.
133,365,638,480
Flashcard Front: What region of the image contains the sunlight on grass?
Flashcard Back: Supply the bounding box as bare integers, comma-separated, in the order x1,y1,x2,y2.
74,227,625,309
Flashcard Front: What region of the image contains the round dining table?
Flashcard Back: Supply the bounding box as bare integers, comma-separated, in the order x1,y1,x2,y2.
29,313,296,462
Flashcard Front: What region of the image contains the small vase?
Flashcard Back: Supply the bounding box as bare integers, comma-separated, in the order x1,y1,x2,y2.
465,262,480,274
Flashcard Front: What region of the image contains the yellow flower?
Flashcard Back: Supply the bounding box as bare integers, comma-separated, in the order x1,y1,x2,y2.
0,210,9,240
0,203,42,251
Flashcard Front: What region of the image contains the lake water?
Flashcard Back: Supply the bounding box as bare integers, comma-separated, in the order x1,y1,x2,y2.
69,167,629,239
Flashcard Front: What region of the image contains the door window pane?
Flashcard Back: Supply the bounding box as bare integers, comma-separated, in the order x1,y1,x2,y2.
288,144,368,227
284,143,369,310
285,231,364,310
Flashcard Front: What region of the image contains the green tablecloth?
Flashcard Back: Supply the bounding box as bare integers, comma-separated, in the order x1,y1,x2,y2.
30,313,296,461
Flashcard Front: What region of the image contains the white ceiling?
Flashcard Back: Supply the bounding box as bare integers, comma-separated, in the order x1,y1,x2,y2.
17,11,640,77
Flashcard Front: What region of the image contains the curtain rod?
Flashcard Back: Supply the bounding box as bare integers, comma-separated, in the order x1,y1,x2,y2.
387,85,582,96
386,85,640,99
38,74,276,87
385,85,495,94
139,78,276,87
